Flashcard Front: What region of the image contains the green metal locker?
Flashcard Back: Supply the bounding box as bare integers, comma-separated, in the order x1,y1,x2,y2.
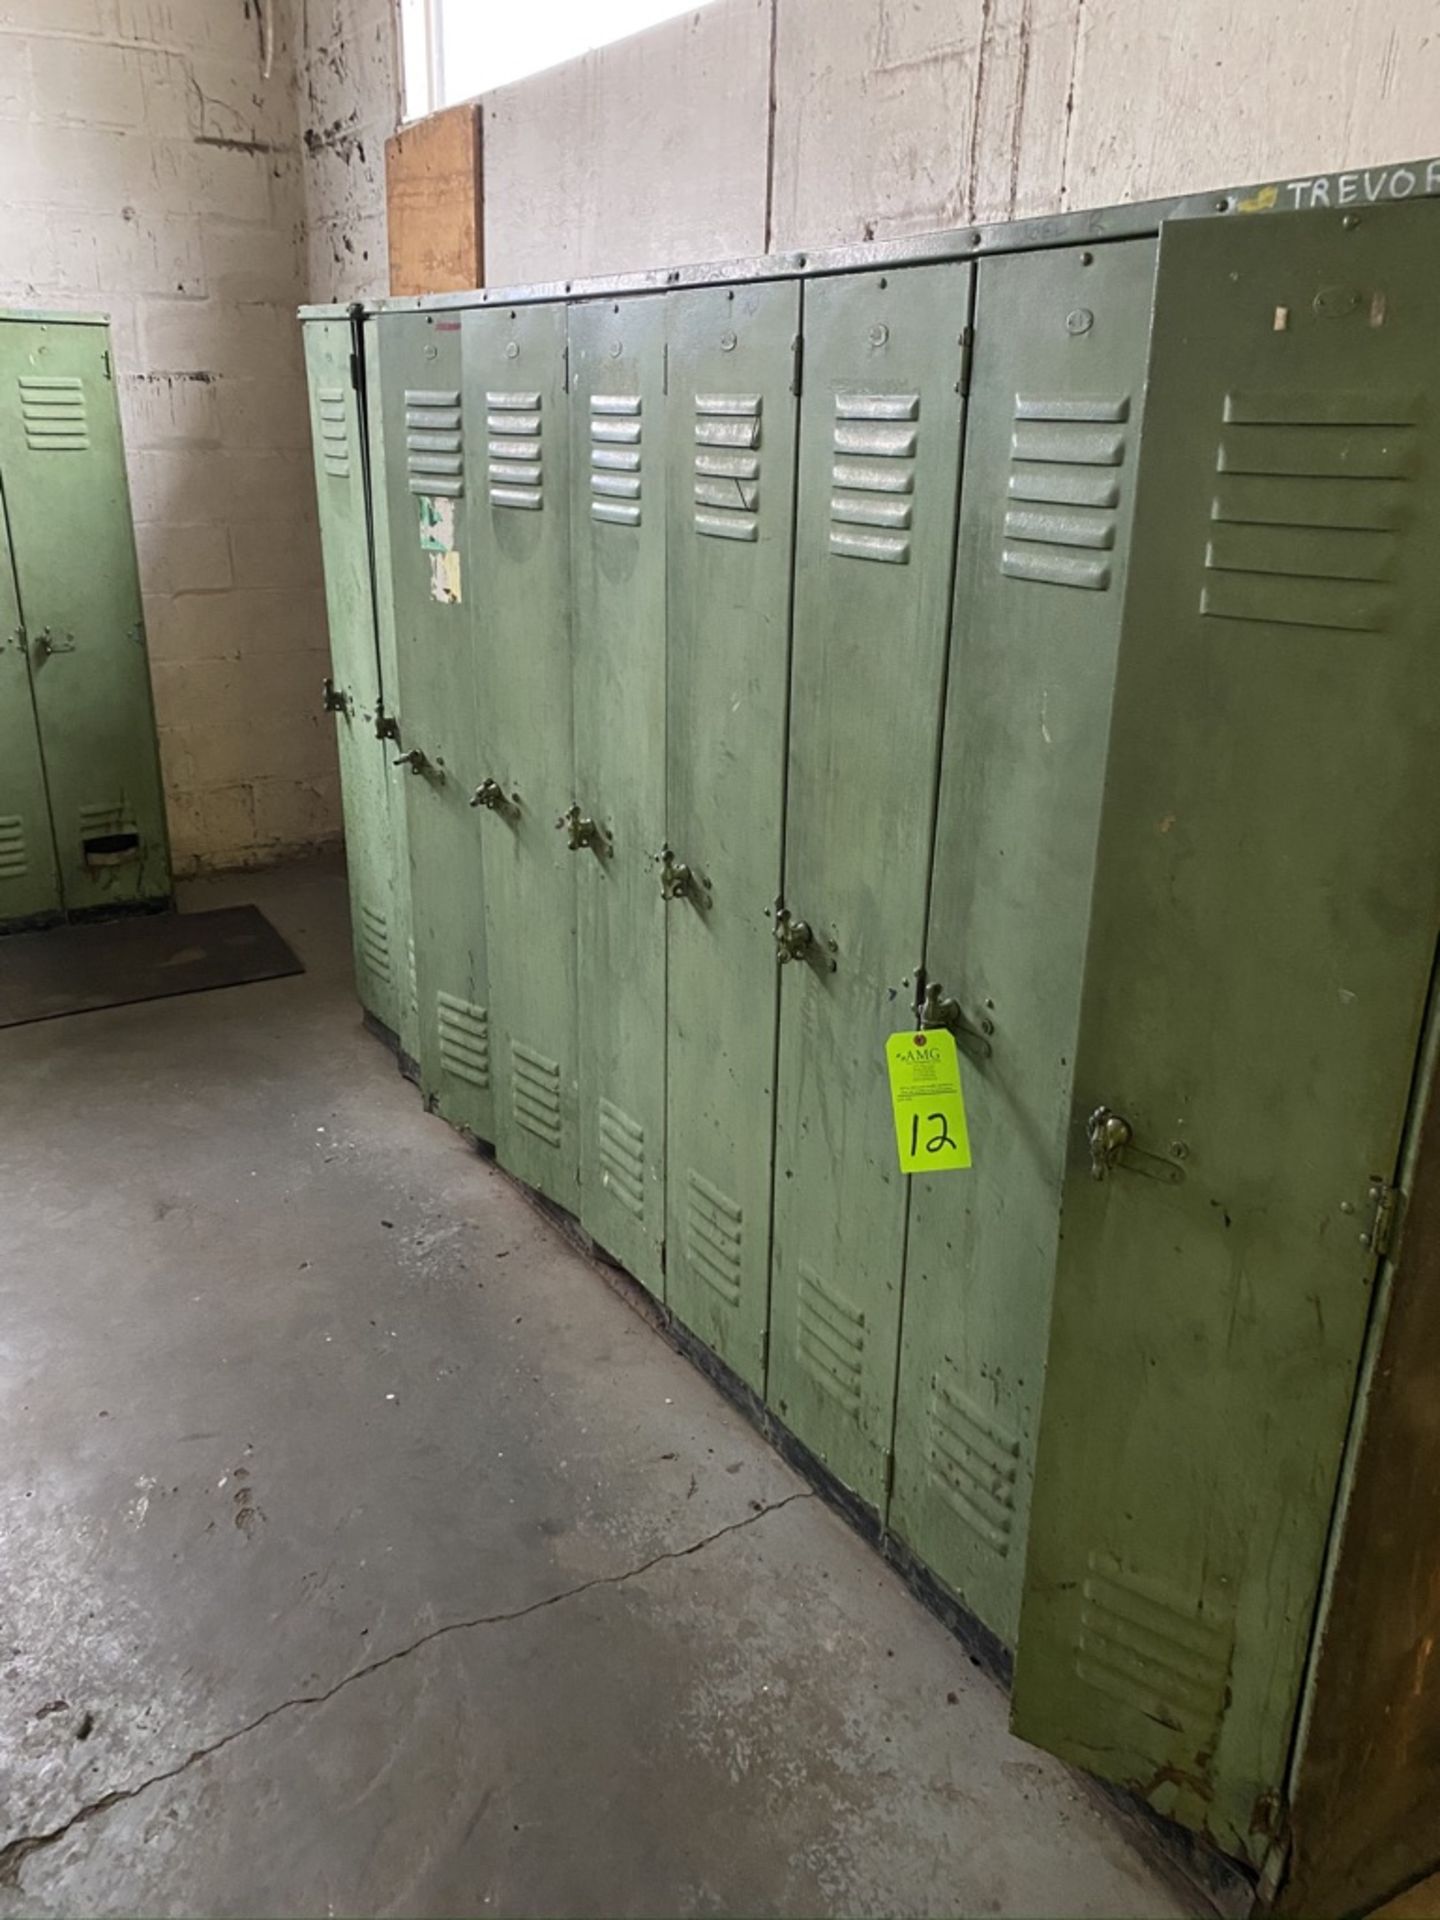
662,279,801,1390
363,317,420,1068
304,315,399,1036
767,264,973,1509
888,240,1158,1651
1012,200,1440,1866
0,492,60,924
463,303,579,1209
0,313,169,917
568,297,668,1292
377,308,492,1141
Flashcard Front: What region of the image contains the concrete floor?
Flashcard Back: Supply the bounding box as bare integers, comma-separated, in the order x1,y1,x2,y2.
0,861,1194,1919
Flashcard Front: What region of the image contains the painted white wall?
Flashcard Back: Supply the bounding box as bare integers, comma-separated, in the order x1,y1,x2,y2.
1,0,342,876
301,0,1440,296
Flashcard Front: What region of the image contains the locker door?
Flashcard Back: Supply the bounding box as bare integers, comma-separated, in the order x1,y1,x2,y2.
568,297,667,1293
0,484,60,925
304,317,398,1035
889,240,1158,1651
664,280,801,1390
1013,202,1440,1866
377,309,492,1141
0,317,169,913
768,263,973,1509
464,303,578,1209
364,318,420,1067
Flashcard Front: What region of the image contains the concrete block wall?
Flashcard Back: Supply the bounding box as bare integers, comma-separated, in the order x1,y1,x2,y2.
302,0,1440,297
1,0,339,876
300,0,398,301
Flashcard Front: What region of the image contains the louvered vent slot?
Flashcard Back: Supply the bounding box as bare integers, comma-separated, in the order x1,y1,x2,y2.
405,387,463,497
796,1264,865,1412
1202,389,1417,633
829,392,919,564
1076,1553,1234,1743
694,393,761,542
590,394,642,527
685,1169,743,1306
511,1040,562,1147
487,389,543,511
436,991,489,1087
20,376,89,453
924,1376,1019,1554
597,1096,645,1215
0,815,28,879
1003,395,1130,591
78,800,139,866
317,386,349,479
358,901,392,984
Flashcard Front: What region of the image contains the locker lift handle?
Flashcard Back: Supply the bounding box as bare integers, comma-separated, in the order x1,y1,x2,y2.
774,905,836,972
919,979,993,1059
28,627,75,659
557,803,607,855
658,845,711,906
471,778,519,819
1085,1105,1184,1185
394,747,438,778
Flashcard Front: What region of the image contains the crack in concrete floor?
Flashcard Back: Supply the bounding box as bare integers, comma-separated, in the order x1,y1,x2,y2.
0,1490,814,1889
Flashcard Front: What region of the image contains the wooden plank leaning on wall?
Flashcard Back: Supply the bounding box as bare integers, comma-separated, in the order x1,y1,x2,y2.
385,101,484,297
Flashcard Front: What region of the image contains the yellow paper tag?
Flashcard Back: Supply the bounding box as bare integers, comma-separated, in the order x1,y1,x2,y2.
886,1028,972,1173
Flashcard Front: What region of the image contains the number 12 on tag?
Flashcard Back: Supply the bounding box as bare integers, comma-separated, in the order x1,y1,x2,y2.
886,1029,972,1174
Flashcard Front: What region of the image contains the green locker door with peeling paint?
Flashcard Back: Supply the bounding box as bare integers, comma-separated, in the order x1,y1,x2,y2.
568,296,668,1292
767,263,972,1510
0,483,59,926
364,317,419,1067
464,302,579,1210
663,279,801,1389
304,316,399,1036
0,314,169,915
377,308,492,1141
889,239,1158,1653
1013,202,1440,1866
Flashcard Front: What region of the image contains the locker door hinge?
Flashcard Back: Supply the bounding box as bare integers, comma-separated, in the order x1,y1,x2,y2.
562,341,570,394
883,1450,896,1504
349,349,362,391
790,331,804,397
662,340,669,396
957,325,974,398
1362,1180,1403,1259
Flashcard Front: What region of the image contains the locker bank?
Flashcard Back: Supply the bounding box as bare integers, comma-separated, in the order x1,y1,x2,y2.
303,169,1440,1908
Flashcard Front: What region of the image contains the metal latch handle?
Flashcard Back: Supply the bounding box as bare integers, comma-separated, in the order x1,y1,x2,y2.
471,778,518,817
919,979,993,1058
557,803,605,853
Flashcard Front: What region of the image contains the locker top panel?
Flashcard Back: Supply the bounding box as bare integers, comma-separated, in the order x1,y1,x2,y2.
0,310,109,328
300,152,1440,322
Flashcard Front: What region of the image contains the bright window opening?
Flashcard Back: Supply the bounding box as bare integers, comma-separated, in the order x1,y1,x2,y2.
399,0,720,120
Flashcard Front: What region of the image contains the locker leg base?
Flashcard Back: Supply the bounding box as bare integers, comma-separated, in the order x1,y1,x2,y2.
361,1009,422,1088
381,1057,1258,1915
654,1308,1255,1916
658,1308,1016,1691
1085,1778,1257,1920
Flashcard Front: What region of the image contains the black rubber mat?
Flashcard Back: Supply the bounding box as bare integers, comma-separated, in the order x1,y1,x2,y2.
0,904,304,1028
